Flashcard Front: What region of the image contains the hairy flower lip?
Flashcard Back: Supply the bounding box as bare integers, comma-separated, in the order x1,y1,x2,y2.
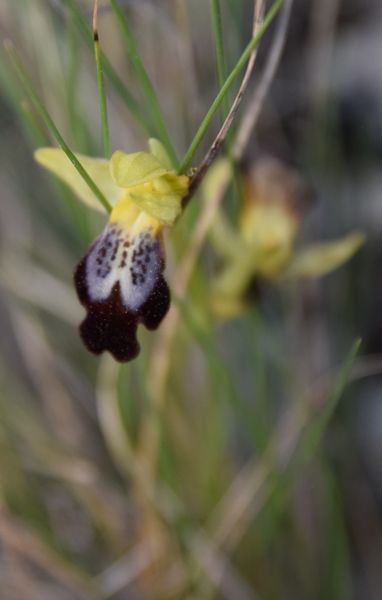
34,139,187,361
74,239,170,362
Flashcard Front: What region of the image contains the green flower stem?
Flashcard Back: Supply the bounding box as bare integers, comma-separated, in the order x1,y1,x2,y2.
67,11,79,136
20,101,50,147
93,2,111,158
210,0,229,121
301,339,361,463
109,0,178,168
5,40,112,214
178,0,284,175
63,0,149,135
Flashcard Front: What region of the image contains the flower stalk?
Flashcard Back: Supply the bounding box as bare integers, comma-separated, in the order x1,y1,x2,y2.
93,0,111,158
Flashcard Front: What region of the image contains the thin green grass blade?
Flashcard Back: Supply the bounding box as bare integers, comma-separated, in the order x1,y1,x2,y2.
19,101,49,148
210,0,235,157
5,40,112,214
172,295,256,438
178,0,284,174
249,309,270,451
66,10,93,153
210,0,229,121
67,10,81,139
93,1,111,158
1,53,93,241
246,339,361,552
319,462,352,600
225,0,244,31
301,338,361,463
63,0,149,135
109,0,178,167
0,57,47,147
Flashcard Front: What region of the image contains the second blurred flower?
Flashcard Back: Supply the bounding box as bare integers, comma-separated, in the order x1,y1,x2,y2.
209,157,364,318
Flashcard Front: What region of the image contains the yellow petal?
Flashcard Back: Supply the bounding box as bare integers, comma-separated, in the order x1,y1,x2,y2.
109,194,161,236
128,173,189,226
34,148,121,212
148,138,173,169
129,191,181,227
241,203,298,250
110,150,167,188
240,157,304,243
281,232,365,280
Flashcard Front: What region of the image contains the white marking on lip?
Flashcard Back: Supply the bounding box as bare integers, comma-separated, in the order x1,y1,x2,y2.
86,224,162,311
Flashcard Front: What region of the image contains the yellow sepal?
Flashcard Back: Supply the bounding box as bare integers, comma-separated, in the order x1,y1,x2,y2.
148,138,173,169
110,150,167,188
281,232,365,280
128,173,189,226
240,203,298,251
34,148,121,212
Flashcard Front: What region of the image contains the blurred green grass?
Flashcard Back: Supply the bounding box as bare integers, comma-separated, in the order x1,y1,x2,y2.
0,1,381,599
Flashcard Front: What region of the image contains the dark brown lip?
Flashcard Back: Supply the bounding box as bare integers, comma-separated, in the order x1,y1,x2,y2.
74,245,170,363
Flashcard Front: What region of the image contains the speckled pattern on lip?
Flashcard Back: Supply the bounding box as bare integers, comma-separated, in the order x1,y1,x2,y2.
74,224,170,362
85,223,162,308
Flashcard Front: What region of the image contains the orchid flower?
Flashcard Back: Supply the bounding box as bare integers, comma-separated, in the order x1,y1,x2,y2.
208,157,365,318
35,139,189,361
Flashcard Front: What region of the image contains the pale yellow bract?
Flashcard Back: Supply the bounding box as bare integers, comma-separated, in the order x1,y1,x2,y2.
34,138,189,227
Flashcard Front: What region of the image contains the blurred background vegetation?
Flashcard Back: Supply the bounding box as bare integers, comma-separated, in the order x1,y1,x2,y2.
1,0,382,598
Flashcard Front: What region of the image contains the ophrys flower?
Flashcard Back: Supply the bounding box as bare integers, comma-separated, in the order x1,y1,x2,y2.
35,139,189,361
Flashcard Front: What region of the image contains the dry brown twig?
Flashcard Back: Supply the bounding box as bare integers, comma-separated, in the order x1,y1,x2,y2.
234,0,293,158
187,0,266,199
